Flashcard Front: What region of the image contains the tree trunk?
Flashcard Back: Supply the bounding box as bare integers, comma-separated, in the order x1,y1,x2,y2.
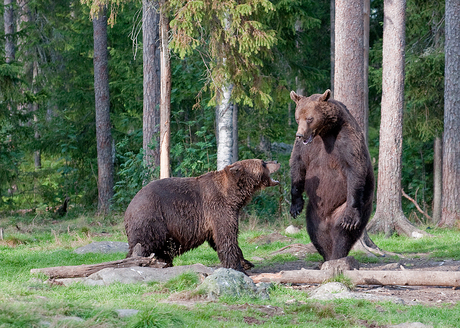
4,0,15,63
334,0,365,131
216,85,234,171
363,0,370,140
142,0,161,171
432,135,442,223
93,5,114,214
30,257,167,279
159,0,171,179
334,0,378,251
16,0,41,170
330,0,335,96
367,0,426,237
439,0,460,227
251,269,460,287
232,103,238,163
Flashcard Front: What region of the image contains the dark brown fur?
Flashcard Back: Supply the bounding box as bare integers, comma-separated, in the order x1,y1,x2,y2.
289,90,374,261
124,159,280,272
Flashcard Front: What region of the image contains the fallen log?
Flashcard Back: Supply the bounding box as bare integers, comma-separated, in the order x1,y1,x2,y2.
250,268,460,287
30,257,167,279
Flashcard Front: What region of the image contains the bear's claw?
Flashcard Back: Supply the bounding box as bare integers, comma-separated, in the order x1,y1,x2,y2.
290,199,304,218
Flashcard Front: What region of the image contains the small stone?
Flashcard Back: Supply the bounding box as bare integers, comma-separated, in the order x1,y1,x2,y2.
320,256,360,271
285,225,301,235
411,231,424,239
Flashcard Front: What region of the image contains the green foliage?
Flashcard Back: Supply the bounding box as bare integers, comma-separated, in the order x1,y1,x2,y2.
169,0,277,107
112,142,154,211
170,111,217,177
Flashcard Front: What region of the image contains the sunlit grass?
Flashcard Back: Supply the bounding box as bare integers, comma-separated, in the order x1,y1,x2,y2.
1,213,460,327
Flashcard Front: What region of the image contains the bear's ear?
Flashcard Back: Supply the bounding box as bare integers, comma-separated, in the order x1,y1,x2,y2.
290,91,302,104
229,163,242,175
320,89,331,102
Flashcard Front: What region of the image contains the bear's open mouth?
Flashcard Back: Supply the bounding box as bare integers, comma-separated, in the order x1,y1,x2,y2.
303,134,314,145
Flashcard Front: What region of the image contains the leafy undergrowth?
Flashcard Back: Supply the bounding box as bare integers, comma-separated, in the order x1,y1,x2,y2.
0,214,459,327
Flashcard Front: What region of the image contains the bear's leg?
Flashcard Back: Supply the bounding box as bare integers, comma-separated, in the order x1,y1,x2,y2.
306,208,333,260
329,225,360,260
213,235,245,272
209,237,253,271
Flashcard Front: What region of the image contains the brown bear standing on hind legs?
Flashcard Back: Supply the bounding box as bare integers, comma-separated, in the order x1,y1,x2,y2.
124,159,280,273
289,89,374,261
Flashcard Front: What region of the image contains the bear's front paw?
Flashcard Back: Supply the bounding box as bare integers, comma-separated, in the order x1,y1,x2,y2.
241,258,255,270
340,207,360,230
290,198,304,218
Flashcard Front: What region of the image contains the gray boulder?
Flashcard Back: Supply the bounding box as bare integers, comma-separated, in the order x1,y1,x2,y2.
197,268,271,300
83,264,213,286
74,241,129,254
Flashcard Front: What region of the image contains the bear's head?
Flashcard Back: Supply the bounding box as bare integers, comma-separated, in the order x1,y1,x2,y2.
226,159,280,190
290,89,339,145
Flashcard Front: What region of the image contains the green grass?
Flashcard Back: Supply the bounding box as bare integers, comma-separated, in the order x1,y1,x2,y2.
1,213,460,327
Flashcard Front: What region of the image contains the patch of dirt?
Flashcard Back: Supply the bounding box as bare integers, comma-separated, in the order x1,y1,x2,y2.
249,245,460,307
248,232,292,244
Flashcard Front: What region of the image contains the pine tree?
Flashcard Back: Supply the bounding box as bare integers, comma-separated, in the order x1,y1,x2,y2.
440,0,460,227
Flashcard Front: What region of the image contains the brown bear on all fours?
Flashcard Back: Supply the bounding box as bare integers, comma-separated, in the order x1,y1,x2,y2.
289,89,374,261
124,159,280,273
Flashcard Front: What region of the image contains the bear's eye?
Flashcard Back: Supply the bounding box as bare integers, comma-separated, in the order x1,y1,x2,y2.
306,117,313,124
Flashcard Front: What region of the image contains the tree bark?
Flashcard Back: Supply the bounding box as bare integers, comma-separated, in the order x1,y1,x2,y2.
159,0,171,179
334,0,365,131
330,0,335,96
93,5,114,214
363,0,370,140
4,0,15,63
142,0,161,171
251,269,460,287
432,135,442,223
439,0,460,227
30,257,167,279
367,0,426,238
334,0,378,251
232,103,239,163
216,85,234,171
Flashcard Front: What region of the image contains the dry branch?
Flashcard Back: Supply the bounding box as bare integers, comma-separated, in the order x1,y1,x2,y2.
250,268,460,287
30,257,167,279
402,188,432,221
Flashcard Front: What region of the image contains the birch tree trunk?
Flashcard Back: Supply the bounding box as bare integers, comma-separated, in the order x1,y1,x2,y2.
93,5,114,214
4,0,15,63
439,0,460,227
367,0,426,237
232,103,238,163
159,0,171,179
216,84,234,171
142,0,161,171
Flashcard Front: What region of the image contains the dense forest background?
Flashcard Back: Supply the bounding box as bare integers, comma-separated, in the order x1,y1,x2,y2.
0,0,445,224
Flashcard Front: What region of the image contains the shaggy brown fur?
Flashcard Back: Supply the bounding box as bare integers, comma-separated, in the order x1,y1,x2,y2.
124,159,280,272
289,89,374,261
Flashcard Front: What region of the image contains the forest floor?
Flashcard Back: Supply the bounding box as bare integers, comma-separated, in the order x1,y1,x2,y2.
247,233,460,307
